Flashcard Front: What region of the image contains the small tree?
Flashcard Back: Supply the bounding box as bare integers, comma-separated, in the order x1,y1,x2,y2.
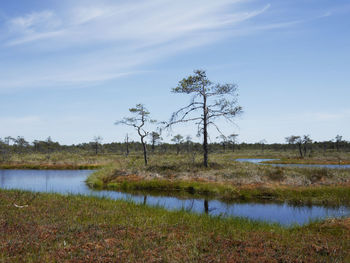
217,135,228,152
115,104,155,165
171,134,184,155
14,136,29,154
166,70,242,167
259,139,267,153
286,135,303,157
149,131,161,153
185,135,193,153
93,136,103,155
335,135,343,152
227,134,238,152
285,135,312,158
302,135,312,157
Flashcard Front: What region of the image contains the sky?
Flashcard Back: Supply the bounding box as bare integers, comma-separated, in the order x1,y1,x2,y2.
0,0,349,145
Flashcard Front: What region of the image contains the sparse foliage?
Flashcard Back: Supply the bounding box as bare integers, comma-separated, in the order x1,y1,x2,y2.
92,136,103,155
228,134,238,152
115,104,156,165
171,134,184,155
166,70,242,167
335,135,343,152
285,135,312,158
217,135,228,152
149,131,162,153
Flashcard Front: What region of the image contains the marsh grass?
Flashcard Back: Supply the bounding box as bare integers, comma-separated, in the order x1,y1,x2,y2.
0,189,349,262
86,153,350,205
0,152,115,169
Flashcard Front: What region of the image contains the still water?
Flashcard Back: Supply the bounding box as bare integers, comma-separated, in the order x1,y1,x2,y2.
1,169,349,226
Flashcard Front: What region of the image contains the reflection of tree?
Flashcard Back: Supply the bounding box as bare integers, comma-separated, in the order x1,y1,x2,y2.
204,199,209,214
143,195,147,205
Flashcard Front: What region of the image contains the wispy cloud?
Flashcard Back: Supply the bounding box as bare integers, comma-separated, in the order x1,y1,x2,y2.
0,0,297,91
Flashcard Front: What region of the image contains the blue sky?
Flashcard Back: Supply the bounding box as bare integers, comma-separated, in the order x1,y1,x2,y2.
0,0,349,145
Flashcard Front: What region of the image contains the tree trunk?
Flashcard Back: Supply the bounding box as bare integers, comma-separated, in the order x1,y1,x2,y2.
151,141,155,153
298,143,303,158
141,137,148,165
203,96,208,167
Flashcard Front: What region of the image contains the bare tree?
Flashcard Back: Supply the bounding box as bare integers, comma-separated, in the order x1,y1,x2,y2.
217,135,228,152
228,134,238,152
115,104,155,165
14,136,29,154
171,134,184,155
335,135,343,152
286,135,303,157
149,131,161,153
166,70,242,167
185,135,193,153
259,139,267,153
4,136,13,145
285,135,312,158
302,135,312,157
93,136,103,155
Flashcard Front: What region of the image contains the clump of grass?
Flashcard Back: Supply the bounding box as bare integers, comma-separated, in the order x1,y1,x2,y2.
264,167,286,181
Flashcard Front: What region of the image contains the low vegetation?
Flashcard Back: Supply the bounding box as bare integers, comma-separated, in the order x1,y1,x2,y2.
1,189,349,262
86,153,350,205
0,152,113,169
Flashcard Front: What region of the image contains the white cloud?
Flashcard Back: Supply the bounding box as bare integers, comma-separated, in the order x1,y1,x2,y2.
8,10,61,35
0,0,296,91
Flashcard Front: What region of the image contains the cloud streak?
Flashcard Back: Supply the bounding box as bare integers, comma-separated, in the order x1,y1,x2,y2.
0,0,295,91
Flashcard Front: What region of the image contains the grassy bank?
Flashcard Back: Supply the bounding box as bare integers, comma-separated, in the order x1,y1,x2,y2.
0,152,117,170
86,154,350,205
1,189,349,262
87,173,350,206
0,163,102,170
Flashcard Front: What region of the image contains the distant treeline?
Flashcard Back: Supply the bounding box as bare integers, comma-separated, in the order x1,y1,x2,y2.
0,135,349,158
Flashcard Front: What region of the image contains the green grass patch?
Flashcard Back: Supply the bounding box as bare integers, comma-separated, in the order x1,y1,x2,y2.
0,189,349,262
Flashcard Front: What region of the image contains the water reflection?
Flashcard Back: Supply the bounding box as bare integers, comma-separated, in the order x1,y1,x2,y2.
204,199,209,214
0,169,349,226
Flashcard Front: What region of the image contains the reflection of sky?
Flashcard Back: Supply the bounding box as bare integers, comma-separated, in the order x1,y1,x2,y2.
236,159,350,169
1,169,349,226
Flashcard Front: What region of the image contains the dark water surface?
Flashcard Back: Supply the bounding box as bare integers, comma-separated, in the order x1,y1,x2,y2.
235,158,350,169
1,169,349,226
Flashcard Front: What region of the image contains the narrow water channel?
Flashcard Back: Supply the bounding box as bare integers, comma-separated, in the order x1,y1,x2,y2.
1,169,349,226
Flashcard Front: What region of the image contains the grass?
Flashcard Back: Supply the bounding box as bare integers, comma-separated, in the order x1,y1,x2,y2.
86,153,350,205
1,189,349,262
0,163,101,170
87,174,350,206
0,152,115,169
